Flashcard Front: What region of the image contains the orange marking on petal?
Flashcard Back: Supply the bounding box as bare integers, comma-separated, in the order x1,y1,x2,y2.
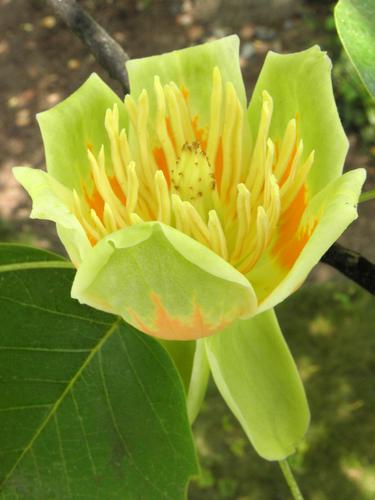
165,117,177,152
192,115,207,151
85,180,104,220
215,139,223,191
181,85,189,102
128,293,229,340
109,176,126,205
272,185,317,269
88,234,97,246
153,147,171,187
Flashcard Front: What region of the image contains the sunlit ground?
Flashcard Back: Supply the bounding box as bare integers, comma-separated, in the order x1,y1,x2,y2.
190,281,375,500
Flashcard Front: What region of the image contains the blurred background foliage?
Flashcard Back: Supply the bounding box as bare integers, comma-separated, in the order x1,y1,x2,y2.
1,1,374,498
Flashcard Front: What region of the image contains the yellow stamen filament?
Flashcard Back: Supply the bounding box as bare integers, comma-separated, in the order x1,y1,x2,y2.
73,67,315,273
125,161,139,213
155,170,171,224
87,147,127,226
231,183,251,261
221,83,239,202
165,84,185,151
274,118,297,181
208,210,228,260
170,82,195,142
105,104,127,194
154,76,176,170
206,67,223,165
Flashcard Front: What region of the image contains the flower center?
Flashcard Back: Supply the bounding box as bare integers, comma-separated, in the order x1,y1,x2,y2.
72,68,316,274
170,141,215,216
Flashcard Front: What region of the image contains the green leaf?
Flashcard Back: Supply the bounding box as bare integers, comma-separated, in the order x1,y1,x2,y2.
335,0,375,97
205,309,309,461
0,244,198,498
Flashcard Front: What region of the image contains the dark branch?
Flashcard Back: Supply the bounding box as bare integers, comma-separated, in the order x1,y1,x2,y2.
47,0,130,93
321,243,375,294
46,0,375,296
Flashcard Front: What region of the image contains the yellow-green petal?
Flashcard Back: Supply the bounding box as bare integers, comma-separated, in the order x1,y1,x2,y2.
71,221,257,341
248,46,349,196
250,168,366,311
37,73,127,190
205,309,309,460
13,167,90,266
126,35,246,125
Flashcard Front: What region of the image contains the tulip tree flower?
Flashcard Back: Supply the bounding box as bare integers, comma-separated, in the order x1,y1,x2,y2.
14,36,365,462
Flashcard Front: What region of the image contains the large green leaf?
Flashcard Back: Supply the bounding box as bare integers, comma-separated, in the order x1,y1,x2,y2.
0,244,198,499
335,0,375,97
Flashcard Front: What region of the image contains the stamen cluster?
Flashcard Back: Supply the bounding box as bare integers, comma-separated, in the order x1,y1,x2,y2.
72,68,314,274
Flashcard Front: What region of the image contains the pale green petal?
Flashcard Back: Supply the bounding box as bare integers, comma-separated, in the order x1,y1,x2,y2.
72,221,257,340
13,167,90,266
160,339,210,423
248,46,349,195
250,168,366,311
37,73,127,190
126,35,246,124
205,309,309,460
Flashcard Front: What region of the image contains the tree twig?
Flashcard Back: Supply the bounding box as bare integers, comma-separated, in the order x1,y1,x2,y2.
321,243,375,294
46,0,375,296
47,0,130,93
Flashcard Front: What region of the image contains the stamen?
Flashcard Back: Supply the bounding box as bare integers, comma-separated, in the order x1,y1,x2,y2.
238,206,268,273
274,118,297,181
164,84,186,151
208,210,228,260
155,170,171,224
282,150,314,210
280,140,304,197
124,94,138,126
105,105,127,195
169,82,195,142
246,91,273,191
154,76,176,172
130,213,144,225
183,201,210,246
103,202,117,233
265,174,281,233
206,67,223,166
87,147,127,226
73,189,101,242
90,208,107,237
251,138,274,207
220,82,238,202
171,193,190,234
125,161,139,213
231,183,251,261
119,129,132,172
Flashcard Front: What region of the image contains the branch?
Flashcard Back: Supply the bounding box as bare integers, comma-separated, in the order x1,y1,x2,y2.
46,0,375,296
47,0,130,93
321,243,375,294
